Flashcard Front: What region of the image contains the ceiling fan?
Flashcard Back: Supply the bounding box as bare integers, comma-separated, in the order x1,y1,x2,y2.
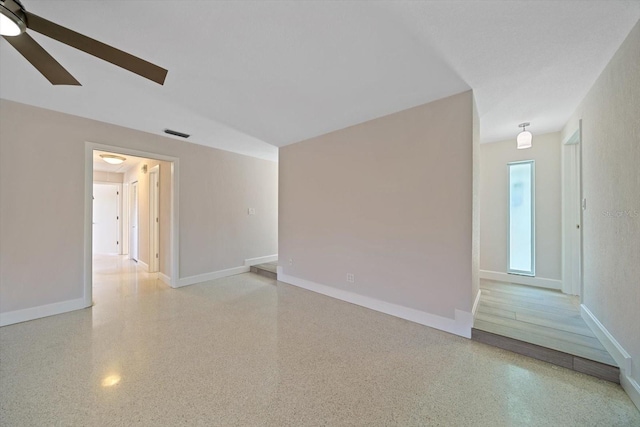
0,0,167,85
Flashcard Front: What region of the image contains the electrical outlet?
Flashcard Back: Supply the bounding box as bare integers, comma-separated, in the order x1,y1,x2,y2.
248,208,256,215
346,273,355,283
289,258,293,265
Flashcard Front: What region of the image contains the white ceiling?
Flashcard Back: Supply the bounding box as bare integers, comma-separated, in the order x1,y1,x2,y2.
1,1,639,161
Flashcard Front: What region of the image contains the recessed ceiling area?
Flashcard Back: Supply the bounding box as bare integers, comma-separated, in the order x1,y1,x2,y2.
1,1,639,161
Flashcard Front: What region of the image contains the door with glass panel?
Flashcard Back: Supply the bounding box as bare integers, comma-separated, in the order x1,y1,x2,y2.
508,160,535,276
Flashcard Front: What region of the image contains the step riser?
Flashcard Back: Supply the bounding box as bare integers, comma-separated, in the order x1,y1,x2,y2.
472,328,620,383
250,266,277,280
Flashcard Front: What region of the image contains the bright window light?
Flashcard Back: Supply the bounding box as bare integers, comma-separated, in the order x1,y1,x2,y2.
508,160,535,276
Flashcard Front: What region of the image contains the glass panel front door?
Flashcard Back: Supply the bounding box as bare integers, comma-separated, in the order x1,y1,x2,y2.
508,161,535,276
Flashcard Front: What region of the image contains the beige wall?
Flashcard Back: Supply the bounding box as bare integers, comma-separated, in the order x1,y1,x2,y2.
479,132,562,281
279,91,473,321
562,20,640,394
0,100,278,314
93,171,123,183
123,160,171,274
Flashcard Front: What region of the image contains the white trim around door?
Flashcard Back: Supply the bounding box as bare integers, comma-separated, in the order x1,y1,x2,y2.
561,121,583,297
85,142,180,308
149,165,160,273
130,181,139,262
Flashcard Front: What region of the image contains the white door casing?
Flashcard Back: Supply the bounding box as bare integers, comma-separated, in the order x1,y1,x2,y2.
121,183,129,255
130,181,139,262
149,165,160,273
562,123,582,296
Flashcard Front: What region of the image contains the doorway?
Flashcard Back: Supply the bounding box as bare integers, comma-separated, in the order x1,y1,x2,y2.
471,125,617,378
86,142,179,307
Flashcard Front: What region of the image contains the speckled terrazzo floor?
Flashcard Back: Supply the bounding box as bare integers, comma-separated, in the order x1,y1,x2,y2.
1,256,638,426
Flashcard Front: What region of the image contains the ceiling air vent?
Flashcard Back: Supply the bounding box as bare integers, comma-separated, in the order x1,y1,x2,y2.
164,129,190,138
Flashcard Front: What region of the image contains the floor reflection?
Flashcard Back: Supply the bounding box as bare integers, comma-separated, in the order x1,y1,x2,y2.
0,257,637,425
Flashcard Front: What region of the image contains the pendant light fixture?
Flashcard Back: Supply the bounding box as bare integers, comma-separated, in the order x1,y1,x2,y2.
517,122,532,149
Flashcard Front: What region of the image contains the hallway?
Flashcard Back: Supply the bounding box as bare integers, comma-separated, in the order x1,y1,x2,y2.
92,254,168,305
1,257,638,425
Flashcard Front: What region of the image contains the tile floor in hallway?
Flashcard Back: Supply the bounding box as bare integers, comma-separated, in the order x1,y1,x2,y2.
0,255,638,426
474,279,616,366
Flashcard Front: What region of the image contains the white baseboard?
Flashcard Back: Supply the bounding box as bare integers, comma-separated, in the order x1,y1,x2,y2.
620,374,640,412
175,266,250,288
159,272,172,287
580,305,631,372
479,270,562,290
244,254,278,267
581,304,639,410
277,271,473,338
0,297,88,327
137,260,149,272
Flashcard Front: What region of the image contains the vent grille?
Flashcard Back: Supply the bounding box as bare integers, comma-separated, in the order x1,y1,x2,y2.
164,129,190,138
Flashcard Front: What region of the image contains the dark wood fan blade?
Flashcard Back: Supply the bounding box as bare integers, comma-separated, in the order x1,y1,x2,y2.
3,33,81,85
25,11,167,85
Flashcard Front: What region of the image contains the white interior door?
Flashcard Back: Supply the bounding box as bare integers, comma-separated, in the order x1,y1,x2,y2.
130,181,139,262
93,183,119,254
149,166,160,273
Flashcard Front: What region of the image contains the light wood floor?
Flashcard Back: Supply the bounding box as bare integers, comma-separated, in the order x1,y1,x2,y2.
474,279,616,366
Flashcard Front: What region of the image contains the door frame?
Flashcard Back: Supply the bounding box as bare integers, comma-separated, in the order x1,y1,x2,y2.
130,181,139,262
84,142,180,307
148,165,160,273
561,120,583,297
121,182,130,255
